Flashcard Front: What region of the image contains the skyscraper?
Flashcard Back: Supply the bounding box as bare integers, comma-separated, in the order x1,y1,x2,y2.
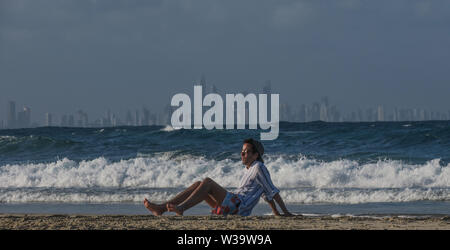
45,113,52,127
262,80,272,121
162,103,173,125
7,101,16,129
61,114,68,127
200,74,207,92
76,110,88,127
211,84,218,94
298,104,306,122
280,103,292,122
17,106,31,128
135,109,140,126
320,97,329,122
311,102,320,121
141,107,150,126
24,106,31,127
125,110,133,126
377,105,384,122
366,107,375,121
68,115,75,127
329,105,340,122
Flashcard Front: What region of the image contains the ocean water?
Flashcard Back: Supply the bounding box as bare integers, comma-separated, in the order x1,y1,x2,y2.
0,121,449,216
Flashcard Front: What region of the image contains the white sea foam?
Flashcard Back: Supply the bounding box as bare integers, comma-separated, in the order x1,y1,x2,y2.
0,154,449,203
280,187,450,204
160,125,175,132
0,135,18,142
1,154,449,189
1,187,448,204
0,188,172,203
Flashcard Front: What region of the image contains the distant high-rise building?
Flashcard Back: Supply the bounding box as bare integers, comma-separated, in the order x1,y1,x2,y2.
319,98,329,122
280,103,293,122
76,110,88,127
107,109,112,126
150,113,157,125
68,115,75,127
125,110,133,126
17,106,31,128
200,74,207,91
357,108,364,122
101,117,108,127
297,104,306,122
311,102,320,121
351,111,357,122
392,108,398,122
83,112,88,127
101,109,112,127
25,106,31,126
135,110,140,126
424,109,430,120
262,80,272,121
401,108,413,121
61,114,68,127
319,104,328,122
196,75,208,123
111,113,117,127
7,101,16,129
91,119,101,127
377,105,384,122
412,108,418,121
329,105,340,122
419,109,425,121
141,107,150,126
366,107,375,122
262,80,271,94
162,103,173,125
45,113,52,127
211,84,218,94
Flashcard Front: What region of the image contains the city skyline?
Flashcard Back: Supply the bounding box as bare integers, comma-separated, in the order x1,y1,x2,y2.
2,78,449,129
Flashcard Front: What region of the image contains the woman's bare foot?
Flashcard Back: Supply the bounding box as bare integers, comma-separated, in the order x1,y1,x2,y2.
166,203,184,216
143,198,165,216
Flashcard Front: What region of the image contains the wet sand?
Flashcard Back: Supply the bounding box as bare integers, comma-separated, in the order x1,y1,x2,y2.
1,214,449,230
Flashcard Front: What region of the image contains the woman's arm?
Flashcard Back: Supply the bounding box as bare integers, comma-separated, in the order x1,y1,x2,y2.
272,193,293,216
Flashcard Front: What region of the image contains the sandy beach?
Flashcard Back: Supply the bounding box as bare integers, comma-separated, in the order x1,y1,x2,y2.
1,214,449,230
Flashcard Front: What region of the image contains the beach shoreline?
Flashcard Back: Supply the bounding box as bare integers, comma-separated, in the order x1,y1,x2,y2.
1,214,449,230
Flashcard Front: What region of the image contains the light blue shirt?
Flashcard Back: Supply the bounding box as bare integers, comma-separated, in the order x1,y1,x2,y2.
236,160,280,216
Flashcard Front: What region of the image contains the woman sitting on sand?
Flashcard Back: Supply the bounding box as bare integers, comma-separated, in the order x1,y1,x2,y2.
144,138,292,216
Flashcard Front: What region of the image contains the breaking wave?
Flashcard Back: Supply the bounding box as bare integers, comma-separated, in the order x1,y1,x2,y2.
1,154,449,204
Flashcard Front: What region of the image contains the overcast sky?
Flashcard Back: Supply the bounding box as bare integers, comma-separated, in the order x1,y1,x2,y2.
1,0,450,123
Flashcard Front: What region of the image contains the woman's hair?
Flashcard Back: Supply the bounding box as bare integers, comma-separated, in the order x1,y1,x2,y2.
243,138,264,163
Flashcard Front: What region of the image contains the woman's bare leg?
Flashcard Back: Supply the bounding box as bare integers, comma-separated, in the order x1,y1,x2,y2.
144,180,219,215
167,177,227,215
